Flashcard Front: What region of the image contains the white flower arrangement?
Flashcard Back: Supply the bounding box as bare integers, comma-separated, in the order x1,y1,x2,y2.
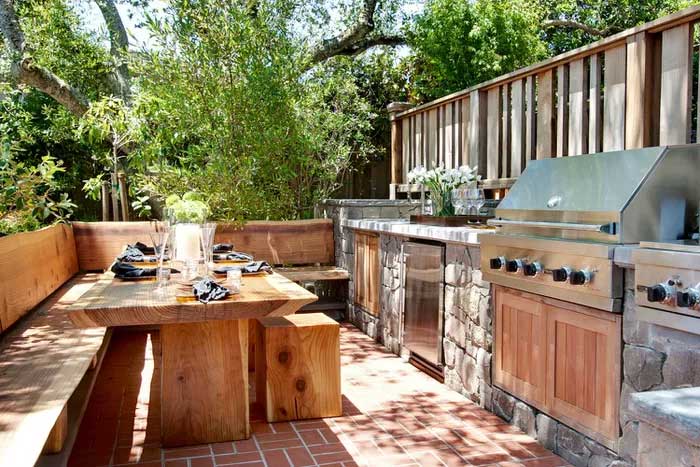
407,165,480,216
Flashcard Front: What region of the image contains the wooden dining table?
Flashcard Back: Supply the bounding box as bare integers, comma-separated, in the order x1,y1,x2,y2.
68,272,317,447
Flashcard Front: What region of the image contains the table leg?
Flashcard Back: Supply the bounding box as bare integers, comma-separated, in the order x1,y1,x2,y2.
160,319,249,447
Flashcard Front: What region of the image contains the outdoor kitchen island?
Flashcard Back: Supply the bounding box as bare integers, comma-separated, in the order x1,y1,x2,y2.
324,147,700,467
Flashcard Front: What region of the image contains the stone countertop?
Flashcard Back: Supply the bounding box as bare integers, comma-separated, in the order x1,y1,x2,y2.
342,218,493,245
630,387,700,446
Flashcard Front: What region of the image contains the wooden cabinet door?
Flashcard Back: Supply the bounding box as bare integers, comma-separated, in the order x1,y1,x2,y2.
545,302,621,444
493,286,547,408
353,232,380,316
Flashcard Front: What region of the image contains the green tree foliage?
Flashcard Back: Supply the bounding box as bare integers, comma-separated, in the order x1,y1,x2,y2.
404,0,548,101
541,0,693,54
130,0,381,220
0,150,76,235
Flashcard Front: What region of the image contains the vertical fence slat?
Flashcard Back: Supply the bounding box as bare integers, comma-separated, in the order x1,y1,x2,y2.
445,103,454,169
625,33,655,149
660,23,692,145
603,45,627,151
437,105,445,168
525,75,536,163
470,91,487,177
461,97,470,166
501,85,511,177
589,54,602,153
511,79,526,176
428,108,438,168
537,70,555,159
557,64,569,157
401,118,410,182
568,58,588,156
487,87,502,179
415,114,423,169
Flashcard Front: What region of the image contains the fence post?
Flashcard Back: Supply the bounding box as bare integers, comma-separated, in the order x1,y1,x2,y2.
387,102,414,199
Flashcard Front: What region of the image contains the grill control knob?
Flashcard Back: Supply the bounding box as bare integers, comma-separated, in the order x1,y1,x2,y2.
505,259,523,273
489,256,506,270
677,288,700,308
551,267,571,282
523,262,543,277
570,269,592,286
647,283,674,303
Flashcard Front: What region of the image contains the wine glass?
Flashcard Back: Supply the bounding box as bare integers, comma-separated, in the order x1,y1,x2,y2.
467,187,485,220
451,188,469,215
200,222,217,276
150,221,171,292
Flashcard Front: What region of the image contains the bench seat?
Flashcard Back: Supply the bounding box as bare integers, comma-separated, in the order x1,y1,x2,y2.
274,266,349,282
0,273,109,467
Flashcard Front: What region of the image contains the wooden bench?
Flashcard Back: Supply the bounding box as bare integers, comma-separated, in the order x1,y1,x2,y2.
73,220,350,312
0,225,110,467
255,313,341,423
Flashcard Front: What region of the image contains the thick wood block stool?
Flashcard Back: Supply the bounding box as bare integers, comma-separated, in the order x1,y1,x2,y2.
255,313,341,422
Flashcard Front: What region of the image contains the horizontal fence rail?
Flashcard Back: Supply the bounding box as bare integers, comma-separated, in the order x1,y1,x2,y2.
389,6,700,197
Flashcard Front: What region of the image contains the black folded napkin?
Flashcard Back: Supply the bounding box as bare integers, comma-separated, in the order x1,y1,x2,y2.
213,243,234,253
117,247,146,262
192,277,230,303
213,261,271,275
111,261,157,278
220,251,253,261
133,242,157,255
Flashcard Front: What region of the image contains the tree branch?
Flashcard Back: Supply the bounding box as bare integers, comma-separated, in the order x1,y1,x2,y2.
0,0,25,54
306,0,404,66
94,0,131,100
0,0,89,116
542,19,616,38
13,57,89,115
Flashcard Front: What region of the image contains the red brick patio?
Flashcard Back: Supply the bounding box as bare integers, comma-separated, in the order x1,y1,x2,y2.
67,323,571,467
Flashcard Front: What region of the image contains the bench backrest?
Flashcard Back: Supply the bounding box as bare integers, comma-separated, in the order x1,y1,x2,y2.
72,219,334,271
0,224,78,333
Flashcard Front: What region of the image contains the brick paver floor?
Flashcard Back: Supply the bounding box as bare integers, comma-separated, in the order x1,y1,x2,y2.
67,323,571,467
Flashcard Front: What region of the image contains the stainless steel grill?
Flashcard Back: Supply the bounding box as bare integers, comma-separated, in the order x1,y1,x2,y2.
480,145,700,311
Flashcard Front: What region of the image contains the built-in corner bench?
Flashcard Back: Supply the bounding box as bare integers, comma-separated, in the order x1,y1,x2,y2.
0,225,111,467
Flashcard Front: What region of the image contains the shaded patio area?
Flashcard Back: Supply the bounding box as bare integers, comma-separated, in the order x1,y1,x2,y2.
67,323,571,467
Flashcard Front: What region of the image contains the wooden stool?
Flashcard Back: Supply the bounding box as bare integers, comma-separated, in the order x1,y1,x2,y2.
255,313,341,422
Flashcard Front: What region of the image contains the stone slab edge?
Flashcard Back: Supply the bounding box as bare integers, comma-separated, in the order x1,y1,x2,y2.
342,219,489,246
629,387,700,447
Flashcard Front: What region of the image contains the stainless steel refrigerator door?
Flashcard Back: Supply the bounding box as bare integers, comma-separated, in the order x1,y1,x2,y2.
402,242,445,366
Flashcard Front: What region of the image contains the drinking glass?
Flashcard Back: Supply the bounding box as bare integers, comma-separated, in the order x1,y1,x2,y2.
200,222,217,275
226,268,242,294
150,222,171,291
467,187,486,219
451,188,469,215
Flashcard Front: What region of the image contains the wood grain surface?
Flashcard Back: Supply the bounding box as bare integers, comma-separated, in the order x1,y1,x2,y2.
256,313,341,423
72,220,335,271
0,224,78,332
0,274,106,467
161,319,249,446
274,266,350,282
68,272,318,328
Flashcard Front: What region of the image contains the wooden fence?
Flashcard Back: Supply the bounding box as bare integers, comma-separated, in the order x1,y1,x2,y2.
389,6,700,197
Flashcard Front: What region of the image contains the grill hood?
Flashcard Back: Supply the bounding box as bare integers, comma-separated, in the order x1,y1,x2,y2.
490,145,700,243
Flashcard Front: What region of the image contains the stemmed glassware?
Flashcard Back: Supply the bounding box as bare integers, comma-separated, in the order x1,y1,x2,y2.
467,187,486,219
451,188,469,215
200,222,217,276
150,217,172,293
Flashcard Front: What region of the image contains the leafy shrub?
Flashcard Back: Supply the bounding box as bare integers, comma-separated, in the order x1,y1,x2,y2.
0,150,76,235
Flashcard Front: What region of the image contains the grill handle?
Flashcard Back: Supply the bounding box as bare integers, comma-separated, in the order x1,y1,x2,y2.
487,219,617,234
